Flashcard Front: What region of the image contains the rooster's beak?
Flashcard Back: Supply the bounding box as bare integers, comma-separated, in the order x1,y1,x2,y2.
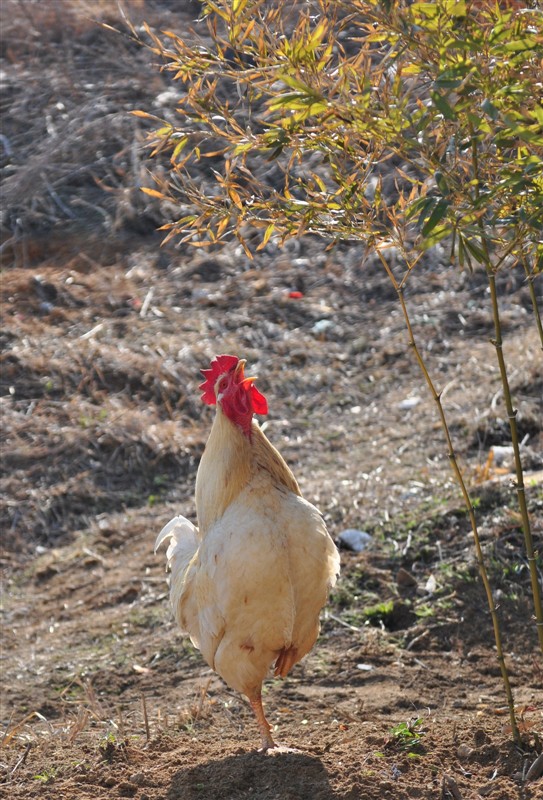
235,359,247,380
236,359,259,388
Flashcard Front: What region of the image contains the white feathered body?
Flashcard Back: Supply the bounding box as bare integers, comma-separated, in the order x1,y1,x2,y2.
155,408,339,698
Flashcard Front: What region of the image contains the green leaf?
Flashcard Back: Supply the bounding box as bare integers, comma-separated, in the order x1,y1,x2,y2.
467,113,491,133
307,18,328,50
463,237,486,264
277,74,317,94
481,99,499,121
256,223,275,251
172,136,189,160
445,0,466,15
421,199,449,235
435,171,449,196
409,2,440,22
503,36,538,53
434,64,472,90
423,223,451,248
406,195,434,223
532,105,543,126
431,91,456,120
233,141,254,155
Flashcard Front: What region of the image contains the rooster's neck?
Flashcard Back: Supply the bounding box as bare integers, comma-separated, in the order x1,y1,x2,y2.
195,406,254,534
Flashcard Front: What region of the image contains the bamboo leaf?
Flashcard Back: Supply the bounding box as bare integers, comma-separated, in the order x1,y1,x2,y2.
141,187,166,199
131,110,156,119
228,186,244,210
463,237,486,263
307,18,328,50
503,36,538,53
172,137,189,160
421,199,449,235
256,223,275,250
232,0,248,14
431,92,456,121
216,216,230,238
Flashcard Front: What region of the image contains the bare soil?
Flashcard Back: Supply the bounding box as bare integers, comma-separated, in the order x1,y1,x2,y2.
1,3,542,800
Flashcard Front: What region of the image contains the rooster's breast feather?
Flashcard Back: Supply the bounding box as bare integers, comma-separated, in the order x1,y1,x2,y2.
181,481,339,696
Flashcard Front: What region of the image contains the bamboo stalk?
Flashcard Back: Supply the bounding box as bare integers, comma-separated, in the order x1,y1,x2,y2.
376,250,520,744
521,253,543,350
470,131,543,655
484,267,543,654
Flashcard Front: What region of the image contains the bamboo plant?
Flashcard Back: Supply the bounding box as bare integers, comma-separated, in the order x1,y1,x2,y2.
136,0,543,740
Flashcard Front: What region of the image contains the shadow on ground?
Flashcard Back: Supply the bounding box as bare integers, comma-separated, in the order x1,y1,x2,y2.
167,750,340,800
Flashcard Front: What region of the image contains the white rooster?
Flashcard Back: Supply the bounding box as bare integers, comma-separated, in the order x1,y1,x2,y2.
155,354,339,751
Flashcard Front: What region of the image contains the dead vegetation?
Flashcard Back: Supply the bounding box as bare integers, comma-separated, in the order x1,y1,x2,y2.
0,0,184,260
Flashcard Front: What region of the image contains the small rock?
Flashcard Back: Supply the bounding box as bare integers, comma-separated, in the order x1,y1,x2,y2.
397,567,417,587
312,319,334,335
289,350,307,366
398,396,421,410
424,574,437,594
118,782,138,798
490,445,514,466
338,529,373,552
191,288,210,302
473,728,490,747
457,743,474,760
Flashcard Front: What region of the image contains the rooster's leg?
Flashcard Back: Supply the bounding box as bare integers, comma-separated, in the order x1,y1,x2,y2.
249,693,276,751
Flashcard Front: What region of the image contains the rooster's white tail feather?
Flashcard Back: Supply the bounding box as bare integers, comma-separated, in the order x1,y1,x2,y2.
155,515,199,628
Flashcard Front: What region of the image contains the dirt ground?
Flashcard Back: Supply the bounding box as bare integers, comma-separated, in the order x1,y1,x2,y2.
1,2,542,800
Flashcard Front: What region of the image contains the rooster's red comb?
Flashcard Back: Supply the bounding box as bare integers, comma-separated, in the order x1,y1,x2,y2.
199,354,240,405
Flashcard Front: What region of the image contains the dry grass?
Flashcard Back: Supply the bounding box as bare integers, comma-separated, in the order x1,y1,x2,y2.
0,0,176,257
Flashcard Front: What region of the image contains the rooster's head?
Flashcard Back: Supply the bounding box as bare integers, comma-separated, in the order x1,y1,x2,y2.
199,354,268,433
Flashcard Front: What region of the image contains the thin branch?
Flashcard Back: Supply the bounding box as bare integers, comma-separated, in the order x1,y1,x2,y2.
376,249,520,744
521,252,543,351
471,131,543,656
